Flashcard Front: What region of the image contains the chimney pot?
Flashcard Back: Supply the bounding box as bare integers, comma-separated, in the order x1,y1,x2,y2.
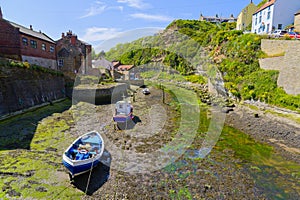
30,25,33,30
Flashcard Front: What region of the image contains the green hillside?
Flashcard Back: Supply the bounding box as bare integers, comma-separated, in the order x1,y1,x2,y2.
104,20,300,111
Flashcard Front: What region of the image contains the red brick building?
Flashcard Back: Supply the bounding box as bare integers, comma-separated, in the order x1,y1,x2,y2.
0,7,57,69
56,30,92,74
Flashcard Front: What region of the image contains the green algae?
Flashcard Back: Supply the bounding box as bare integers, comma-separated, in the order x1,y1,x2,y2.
0,99,86,199
214,124,300,199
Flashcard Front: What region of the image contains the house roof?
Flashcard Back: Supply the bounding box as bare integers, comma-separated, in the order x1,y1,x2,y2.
117,65,134,71
92,58,113,70
254,0,275,14
8,21,55,44
112,61,121,67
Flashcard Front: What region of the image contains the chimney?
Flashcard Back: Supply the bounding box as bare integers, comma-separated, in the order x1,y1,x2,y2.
0,6,3,19
71,35,77,45
67,30,72,37
30,25,33,30
62,32,65,38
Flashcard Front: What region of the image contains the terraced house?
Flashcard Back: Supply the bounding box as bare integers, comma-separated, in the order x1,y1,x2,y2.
294,10,300,31
56,30,92,74
251,0,300,34
236,1,257,31
0,7,57,69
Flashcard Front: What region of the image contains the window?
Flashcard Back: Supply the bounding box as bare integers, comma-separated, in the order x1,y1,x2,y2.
22,37,28,46
42,43,46,51
50,46,54,53
30,40,37,48
255,17,257,25
259,15,262,23
267,24,270,33
58,59,64,67
267,7,271,19
278,24,282,30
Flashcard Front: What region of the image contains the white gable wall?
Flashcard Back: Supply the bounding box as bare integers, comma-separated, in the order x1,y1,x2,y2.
273,0,300,30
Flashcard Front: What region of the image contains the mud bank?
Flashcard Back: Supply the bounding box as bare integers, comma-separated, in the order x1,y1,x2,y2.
225,103,300,163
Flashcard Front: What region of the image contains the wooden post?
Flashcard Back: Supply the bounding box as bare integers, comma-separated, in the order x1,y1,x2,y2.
162,85,165,104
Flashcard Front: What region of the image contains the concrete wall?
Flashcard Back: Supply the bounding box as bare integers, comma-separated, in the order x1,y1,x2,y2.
259,39,300,95
0,64,65,116
260,39,295,55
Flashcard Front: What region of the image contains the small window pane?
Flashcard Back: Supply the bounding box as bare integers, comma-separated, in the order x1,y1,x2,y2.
22,37,28,46
42,43,46,51
30,40,37,48
50,46,54,53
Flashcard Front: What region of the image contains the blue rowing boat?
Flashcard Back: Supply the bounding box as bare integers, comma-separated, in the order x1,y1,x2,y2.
62,131,104,178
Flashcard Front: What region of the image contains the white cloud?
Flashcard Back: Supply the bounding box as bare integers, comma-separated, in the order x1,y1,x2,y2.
117,0,149,9
80,1,123,18
81,27,122,42
130,13,173,22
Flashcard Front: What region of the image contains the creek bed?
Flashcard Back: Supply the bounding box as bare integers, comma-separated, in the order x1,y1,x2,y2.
0,86,299,199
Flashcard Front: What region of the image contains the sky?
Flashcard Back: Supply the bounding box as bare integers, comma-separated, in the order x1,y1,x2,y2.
0,0,262,52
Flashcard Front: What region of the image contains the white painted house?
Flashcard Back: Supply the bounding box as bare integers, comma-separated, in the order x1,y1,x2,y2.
251,0,300,34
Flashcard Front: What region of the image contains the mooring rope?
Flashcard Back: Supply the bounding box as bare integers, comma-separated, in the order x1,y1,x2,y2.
85,156,95,194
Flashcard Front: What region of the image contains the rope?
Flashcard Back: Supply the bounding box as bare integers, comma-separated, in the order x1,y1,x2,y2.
85,156,95,194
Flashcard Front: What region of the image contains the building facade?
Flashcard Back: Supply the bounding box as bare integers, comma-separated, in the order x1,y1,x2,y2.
56,31,92,74
251,0,300,34
0,7,57,69
236,1,258,30
294,10,300,32
199,14,237,23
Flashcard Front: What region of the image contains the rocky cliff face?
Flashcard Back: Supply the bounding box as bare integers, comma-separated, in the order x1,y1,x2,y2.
0,64,65,117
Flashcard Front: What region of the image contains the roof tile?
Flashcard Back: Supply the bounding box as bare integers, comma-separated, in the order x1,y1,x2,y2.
254,0,275,14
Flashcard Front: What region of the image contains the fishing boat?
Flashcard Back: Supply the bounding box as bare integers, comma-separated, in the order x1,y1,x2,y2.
62,131,104,178
113,95,134,123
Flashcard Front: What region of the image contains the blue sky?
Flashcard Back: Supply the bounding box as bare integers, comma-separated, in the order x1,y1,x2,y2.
0,0,261,52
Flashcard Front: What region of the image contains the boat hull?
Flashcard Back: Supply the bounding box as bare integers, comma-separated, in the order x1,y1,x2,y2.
63,156,100,176
113,114,133,123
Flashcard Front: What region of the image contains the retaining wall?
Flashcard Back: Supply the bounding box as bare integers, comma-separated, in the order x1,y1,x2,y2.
0,64,65,116
259,39,300,95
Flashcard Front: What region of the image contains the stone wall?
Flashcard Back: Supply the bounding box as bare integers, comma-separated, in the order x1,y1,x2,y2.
0,64,65,116
72,83,128,105
22,55,58,70
259,39,300,95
